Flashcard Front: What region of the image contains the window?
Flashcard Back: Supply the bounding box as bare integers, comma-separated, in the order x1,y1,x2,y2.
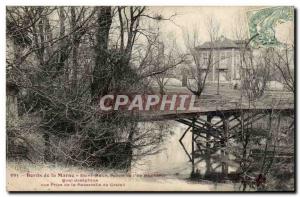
219,51,227,69
202,51,208,65
221,52,225,60
226,51,232,64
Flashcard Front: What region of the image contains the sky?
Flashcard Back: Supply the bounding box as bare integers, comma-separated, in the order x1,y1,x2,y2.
148,6,294,49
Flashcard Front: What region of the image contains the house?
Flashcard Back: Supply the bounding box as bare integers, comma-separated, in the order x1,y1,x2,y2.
195,36,250,84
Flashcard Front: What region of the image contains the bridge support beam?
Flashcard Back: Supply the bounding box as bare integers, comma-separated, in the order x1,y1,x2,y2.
205,115,212,176
221,114,229,177
177,109,279,180
191,118,196,176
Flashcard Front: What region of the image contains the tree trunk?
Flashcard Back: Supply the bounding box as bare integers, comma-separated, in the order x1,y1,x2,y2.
91,6,112,102
43,132,51,162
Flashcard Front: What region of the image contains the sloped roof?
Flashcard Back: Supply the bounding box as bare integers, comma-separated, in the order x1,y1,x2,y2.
196,37,246,50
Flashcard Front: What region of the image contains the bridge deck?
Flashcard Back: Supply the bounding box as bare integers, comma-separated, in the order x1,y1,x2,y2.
136,86,294,121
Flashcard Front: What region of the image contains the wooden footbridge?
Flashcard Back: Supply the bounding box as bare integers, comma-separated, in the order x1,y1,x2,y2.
136,89,294,178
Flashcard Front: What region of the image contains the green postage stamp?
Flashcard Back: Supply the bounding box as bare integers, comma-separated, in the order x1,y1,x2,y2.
247,6,294,47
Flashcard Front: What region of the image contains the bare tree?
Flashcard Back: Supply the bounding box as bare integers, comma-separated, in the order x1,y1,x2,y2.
6,6,181,170
231,17,294,191
183,17,220,97
149,37,186,95
269,45,294,93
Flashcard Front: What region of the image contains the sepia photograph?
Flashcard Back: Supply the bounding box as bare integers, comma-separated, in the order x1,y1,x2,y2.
6,5,295,192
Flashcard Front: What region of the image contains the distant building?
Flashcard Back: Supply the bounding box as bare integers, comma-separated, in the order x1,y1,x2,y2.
195,36,250,84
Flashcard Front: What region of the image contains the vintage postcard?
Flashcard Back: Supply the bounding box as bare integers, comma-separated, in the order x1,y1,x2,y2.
6,6,295,191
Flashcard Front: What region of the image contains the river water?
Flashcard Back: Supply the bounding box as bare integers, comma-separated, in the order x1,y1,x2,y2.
131,120,239,191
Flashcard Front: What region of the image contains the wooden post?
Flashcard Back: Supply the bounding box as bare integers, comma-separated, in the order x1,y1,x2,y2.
191,117,196,176
206,114,212,175
221,115,229,178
